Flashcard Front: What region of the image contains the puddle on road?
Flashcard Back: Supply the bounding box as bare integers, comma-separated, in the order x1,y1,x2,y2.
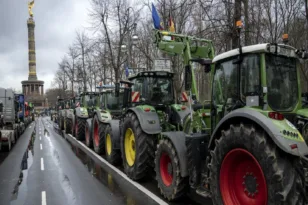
10,131,36,205
68,140,202,205
70,144,154,205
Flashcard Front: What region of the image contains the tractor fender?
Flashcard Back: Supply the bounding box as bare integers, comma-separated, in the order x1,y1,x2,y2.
67,112,74,119
94,110,112,123
66,109,74,118
108,120,121,149
86,119,93,139
209,108,308,156
128,107,161,135
75,107,89,119
161,131,188,177
170,104,191,124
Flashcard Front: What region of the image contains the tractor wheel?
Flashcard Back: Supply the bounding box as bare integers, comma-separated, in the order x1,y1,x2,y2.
155,139,188,201
121,112,156,180
3,138,11,152
76,117,86,141
209,123,305,205
65,118,72,134
92,115,105,154
105,124,121,165
72,118,77,137
85,122,93,148
64,118,67,133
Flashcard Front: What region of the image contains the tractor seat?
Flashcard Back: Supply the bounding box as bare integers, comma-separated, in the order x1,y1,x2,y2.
192,103,211,111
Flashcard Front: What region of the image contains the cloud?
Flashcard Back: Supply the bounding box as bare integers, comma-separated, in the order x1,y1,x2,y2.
0,0,91,93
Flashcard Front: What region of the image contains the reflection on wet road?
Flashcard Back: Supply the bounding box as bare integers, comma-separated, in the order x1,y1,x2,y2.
10,131,35,205
0,117,212,205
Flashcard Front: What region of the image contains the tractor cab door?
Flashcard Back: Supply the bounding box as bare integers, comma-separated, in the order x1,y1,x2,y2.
211,54,261,130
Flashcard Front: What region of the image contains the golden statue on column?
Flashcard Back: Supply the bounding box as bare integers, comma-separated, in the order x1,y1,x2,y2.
28,0,35,18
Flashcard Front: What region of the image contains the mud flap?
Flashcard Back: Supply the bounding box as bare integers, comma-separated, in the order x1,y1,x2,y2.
128,108,161,135
109,120,121,150
161,131,188,177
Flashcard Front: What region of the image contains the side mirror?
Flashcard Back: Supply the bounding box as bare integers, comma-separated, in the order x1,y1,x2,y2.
115,82,120,97
184,65,192,90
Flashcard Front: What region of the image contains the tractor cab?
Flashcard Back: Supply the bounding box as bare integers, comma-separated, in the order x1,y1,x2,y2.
57,98,65,111
121,70,189,131
126,71,174,108
79,92,99,117
209,43,307,132
98,85,124,117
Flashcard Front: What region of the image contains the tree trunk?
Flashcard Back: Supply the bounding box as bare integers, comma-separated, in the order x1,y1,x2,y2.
232,0,242,49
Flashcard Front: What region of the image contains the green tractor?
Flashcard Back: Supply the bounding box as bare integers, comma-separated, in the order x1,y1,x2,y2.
85,84,124,164
154,31,308,204
119,70,191,180
63,97,78,135
72,92,98,141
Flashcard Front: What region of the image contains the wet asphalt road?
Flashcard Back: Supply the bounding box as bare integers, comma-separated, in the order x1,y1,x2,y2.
0,117,213,205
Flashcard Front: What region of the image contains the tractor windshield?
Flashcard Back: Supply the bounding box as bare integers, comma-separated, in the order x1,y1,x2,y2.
106,92,123,110
213,54,260,106
212,59,238,105
266,54,298,111
132,77,173,105
85,94,96,107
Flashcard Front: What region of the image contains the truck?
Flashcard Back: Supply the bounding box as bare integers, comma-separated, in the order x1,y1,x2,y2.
153,27,308,204
0,88,24,151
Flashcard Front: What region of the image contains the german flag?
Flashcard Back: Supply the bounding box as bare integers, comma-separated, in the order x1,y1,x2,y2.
168,11,175,33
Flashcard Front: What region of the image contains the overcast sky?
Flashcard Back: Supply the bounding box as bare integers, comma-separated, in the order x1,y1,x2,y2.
0,0,91,93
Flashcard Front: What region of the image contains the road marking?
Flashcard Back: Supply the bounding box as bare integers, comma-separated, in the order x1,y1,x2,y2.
40,136,41,140
67,134,168,205
40,144,43,150
41,158,45,171
29,126,31,128
42,191,47,205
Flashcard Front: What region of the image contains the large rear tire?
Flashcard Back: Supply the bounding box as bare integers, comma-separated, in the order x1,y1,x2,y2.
60,116,64,130
121,112,156,180
92,115,105,154
85,121,93,148
76,117,86,141
65,118,72,134
105,124,121,165
209,123,305,205
155,139,188,201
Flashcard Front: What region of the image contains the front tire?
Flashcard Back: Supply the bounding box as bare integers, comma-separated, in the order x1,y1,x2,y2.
105,124,121,165
209,123,305,205
121,112,156,180
65,118,72,134
155,139,188,201
85,122,93,148
76,117,86,141
92,115,105,154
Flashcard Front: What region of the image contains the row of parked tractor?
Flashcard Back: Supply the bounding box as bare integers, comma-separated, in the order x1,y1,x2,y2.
54,27,308,205
0,88,34,152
